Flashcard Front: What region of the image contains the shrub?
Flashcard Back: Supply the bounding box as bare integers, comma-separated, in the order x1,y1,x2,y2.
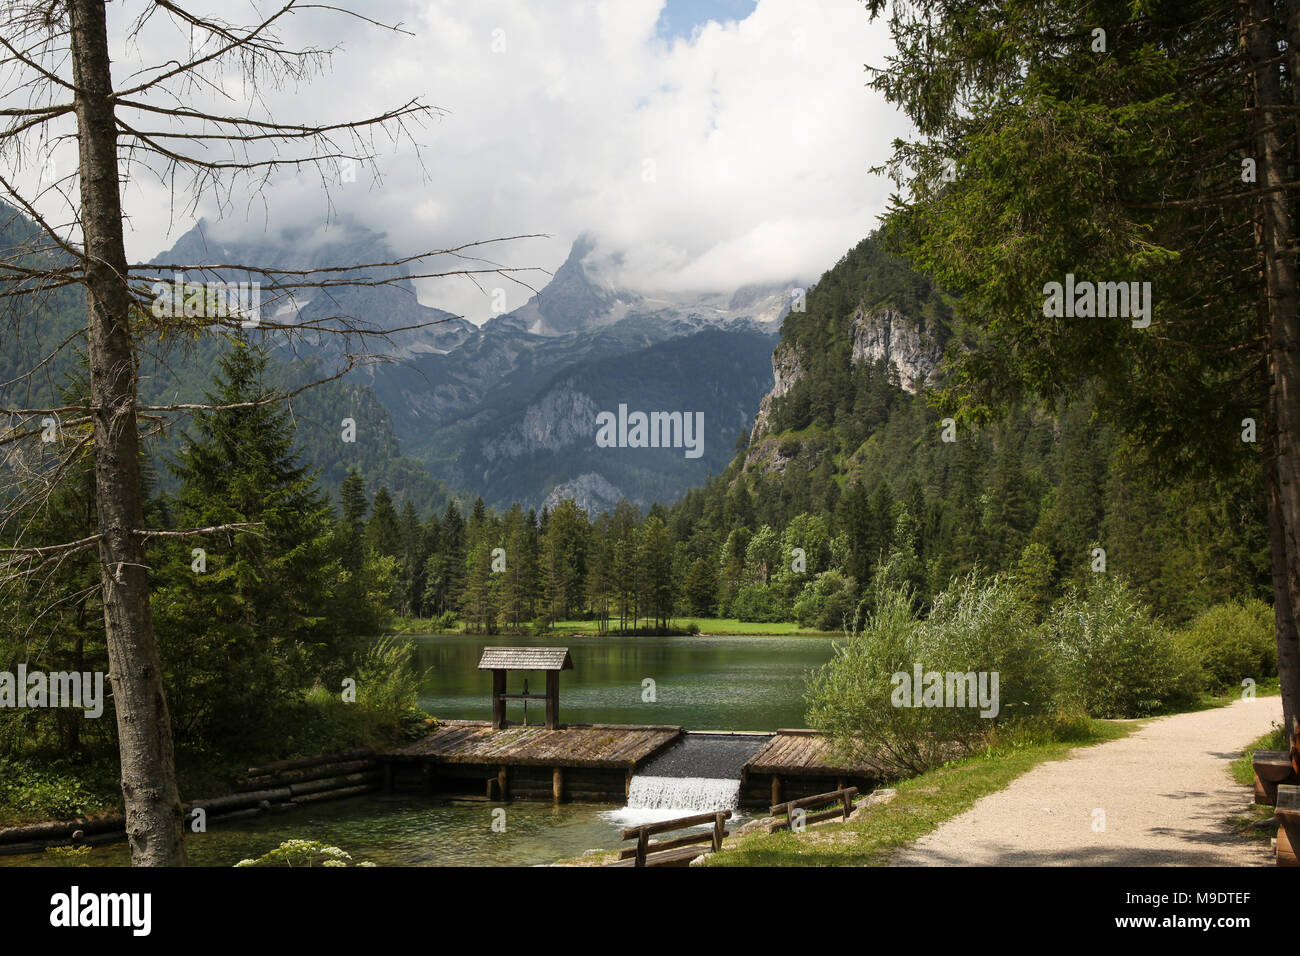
806,572,1058,778
235,839,374,867
729,583,787,622
792,570,857,632
1176,599,1275,695
1050,576,1200,718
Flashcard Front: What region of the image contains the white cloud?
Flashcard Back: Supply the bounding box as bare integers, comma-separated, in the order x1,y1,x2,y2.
27,0,910,323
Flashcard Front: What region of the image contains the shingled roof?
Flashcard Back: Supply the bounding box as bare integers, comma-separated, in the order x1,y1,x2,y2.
477,647,573,671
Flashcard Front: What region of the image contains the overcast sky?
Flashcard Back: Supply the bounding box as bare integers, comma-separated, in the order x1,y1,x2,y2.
97,1,910,323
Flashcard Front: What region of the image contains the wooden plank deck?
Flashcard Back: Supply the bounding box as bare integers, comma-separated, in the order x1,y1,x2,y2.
743,729,872,776
390,720,683,770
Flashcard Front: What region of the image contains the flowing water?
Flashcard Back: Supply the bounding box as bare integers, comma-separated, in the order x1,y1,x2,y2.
4,633,834,867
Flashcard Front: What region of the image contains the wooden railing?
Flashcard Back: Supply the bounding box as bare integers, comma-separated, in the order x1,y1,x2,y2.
609,810,733,867
768,786,858,833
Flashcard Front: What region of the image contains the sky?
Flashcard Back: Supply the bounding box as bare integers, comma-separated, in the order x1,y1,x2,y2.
28,0,912,324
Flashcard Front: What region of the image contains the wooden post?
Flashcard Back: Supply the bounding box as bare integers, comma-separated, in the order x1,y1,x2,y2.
712,811,725,852
626,768,633,798
552,767,564,803
635,829,649,867
771,775,782,807
486,776,495,800
545,670,559,729
841,788,852,821
497,766,509,802
491,669,506,729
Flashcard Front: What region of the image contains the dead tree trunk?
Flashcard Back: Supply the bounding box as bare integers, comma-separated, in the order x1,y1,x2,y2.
69,0,186,866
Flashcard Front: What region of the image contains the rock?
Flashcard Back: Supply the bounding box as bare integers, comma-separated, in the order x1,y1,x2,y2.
849,307,944,393
850,788,898,820
751,341,804,438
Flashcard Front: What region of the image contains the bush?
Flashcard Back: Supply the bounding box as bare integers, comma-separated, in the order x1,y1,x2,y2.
793,570,857,632
235,839,374,867
806,572,1059,778
729,583,787,623
1050,576,1201,718
1176,599,1275,695
281,636,428,754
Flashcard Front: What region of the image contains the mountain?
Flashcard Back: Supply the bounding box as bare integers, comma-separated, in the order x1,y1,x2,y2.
151,218,476,357
666,233,1267,624
147,225,793,510
491,230,792,338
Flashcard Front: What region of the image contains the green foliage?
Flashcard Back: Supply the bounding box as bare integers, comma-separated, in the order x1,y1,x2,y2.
1176,600,1277,696
234,839,375,867
0,756,120,823
806,573,1058,777
792,570,857,632
1050,577,1202,718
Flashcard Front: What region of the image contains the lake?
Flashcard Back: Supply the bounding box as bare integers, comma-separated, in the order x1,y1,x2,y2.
5,632,837,867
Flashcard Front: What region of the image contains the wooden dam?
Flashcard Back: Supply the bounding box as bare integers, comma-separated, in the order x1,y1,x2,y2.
381,646,876,808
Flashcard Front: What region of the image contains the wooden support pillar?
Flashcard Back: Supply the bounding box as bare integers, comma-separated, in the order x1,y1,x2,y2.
491,669,506,729
625,768,634,798
497,766,509,802
771,775,782,807
545,670,560,729
552,767,564,803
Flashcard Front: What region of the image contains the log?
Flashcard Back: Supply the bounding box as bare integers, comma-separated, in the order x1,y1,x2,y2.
288,771,380,798
0,821,73,844
620,810,731,840
243,749,374,777
289,784,376,806
617,828,714,860
234,759,378,791
187,787,291,814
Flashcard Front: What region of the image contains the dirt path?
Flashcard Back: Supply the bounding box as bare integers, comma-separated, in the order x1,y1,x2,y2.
892,698,1280,866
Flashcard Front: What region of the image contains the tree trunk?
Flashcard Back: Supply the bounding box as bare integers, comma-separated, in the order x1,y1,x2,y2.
69,0,187,865
1252,0,1300,746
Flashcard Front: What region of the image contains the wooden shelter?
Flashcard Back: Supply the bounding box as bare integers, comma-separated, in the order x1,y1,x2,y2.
478,647,573,730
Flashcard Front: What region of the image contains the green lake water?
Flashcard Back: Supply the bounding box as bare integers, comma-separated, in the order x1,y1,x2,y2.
5,633,837,867
414,631,835,730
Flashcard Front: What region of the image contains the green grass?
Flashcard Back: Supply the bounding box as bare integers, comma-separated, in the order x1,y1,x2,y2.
700,719,1133,867
547,617,835,636
1230,723,1287,787
388,616,837,637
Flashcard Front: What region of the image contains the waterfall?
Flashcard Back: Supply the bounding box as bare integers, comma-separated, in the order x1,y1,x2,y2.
626,775,741,812
604,732,772,827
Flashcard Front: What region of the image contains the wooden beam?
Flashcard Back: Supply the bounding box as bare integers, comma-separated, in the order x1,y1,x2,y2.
545,670,560,730
553,767,564,803
491,669,506,729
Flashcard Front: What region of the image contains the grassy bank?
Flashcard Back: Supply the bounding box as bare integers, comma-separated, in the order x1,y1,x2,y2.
389,616,836,637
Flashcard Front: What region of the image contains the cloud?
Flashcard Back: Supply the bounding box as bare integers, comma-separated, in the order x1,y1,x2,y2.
102,0,910,323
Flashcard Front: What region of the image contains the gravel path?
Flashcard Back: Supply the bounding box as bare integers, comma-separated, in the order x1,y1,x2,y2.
892,698,1280,866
